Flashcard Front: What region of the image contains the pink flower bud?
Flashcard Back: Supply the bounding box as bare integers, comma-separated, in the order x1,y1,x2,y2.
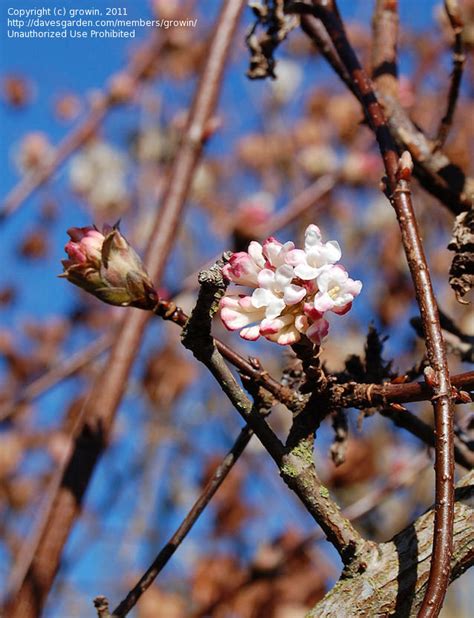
60,224,158,310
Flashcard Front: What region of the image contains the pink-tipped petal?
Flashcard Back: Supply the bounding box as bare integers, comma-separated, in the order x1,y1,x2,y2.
222,252,261,287
332,302,352,315
303,302,324,321
240,325,261,341
306,318,329,344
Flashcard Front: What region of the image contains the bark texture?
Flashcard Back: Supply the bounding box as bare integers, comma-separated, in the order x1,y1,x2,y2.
308,471,474,617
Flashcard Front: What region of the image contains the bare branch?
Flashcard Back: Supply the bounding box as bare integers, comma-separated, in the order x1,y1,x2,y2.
111,425,253,617
435,0,466,149
297,3,456,613
181,258,369,567
4,3,246,615
309,469,474,616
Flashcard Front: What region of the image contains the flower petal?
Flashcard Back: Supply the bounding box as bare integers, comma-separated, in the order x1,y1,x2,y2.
283,284,306,305
294,262,320,281
285,248,306,267
274,264,294,289
220,295,265,330
306,318,329,344
251,287,273,308
248,241,266,269
304,224,322,250
240,325,261,340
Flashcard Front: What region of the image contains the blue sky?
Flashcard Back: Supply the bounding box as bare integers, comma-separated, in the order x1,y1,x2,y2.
2,1,468,616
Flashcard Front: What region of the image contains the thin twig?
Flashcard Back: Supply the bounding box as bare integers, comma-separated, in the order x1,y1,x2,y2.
4,3,246,616
193,453,430,618
435,0,465,149
111,425,253,617
333,371,473,409
295,2,473,215
181,259,368,566
299,3,456,614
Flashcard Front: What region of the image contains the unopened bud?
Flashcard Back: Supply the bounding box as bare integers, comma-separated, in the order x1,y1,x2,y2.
60,224,158,310
396,151,413,182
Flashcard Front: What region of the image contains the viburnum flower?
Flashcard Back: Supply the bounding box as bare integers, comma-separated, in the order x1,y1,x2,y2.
220,225,362,345
60,224,158,310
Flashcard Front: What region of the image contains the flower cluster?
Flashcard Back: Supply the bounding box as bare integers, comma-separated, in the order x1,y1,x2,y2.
60,224,158,310
219,225,362,346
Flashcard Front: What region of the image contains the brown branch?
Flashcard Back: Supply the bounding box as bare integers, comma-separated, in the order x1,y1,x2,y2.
371,0,399,99
0,332,113,423
308,469,474,616
333,370,473,409
180,259,369,567
293,2,457,614
193,453,430,618
110,425,253,617
435,0,465,149
295,3,473,215
3,3,246,616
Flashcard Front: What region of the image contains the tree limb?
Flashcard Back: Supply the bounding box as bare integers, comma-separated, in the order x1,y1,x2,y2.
3,2,246,616
308,470,474,617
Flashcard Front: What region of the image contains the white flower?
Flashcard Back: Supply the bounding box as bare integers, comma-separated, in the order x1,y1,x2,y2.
312,265,362,315
286,224,341,280
252,265,306,319
219,224,362,346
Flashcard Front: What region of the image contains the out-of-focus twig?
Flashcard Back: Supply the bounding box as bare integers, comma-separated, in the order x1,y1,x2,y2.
0,32,169,221
0,332,113,423
380,405,473,470
4,3,246,616
110,425,253,617
435,0,465,149
371,0,399,99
